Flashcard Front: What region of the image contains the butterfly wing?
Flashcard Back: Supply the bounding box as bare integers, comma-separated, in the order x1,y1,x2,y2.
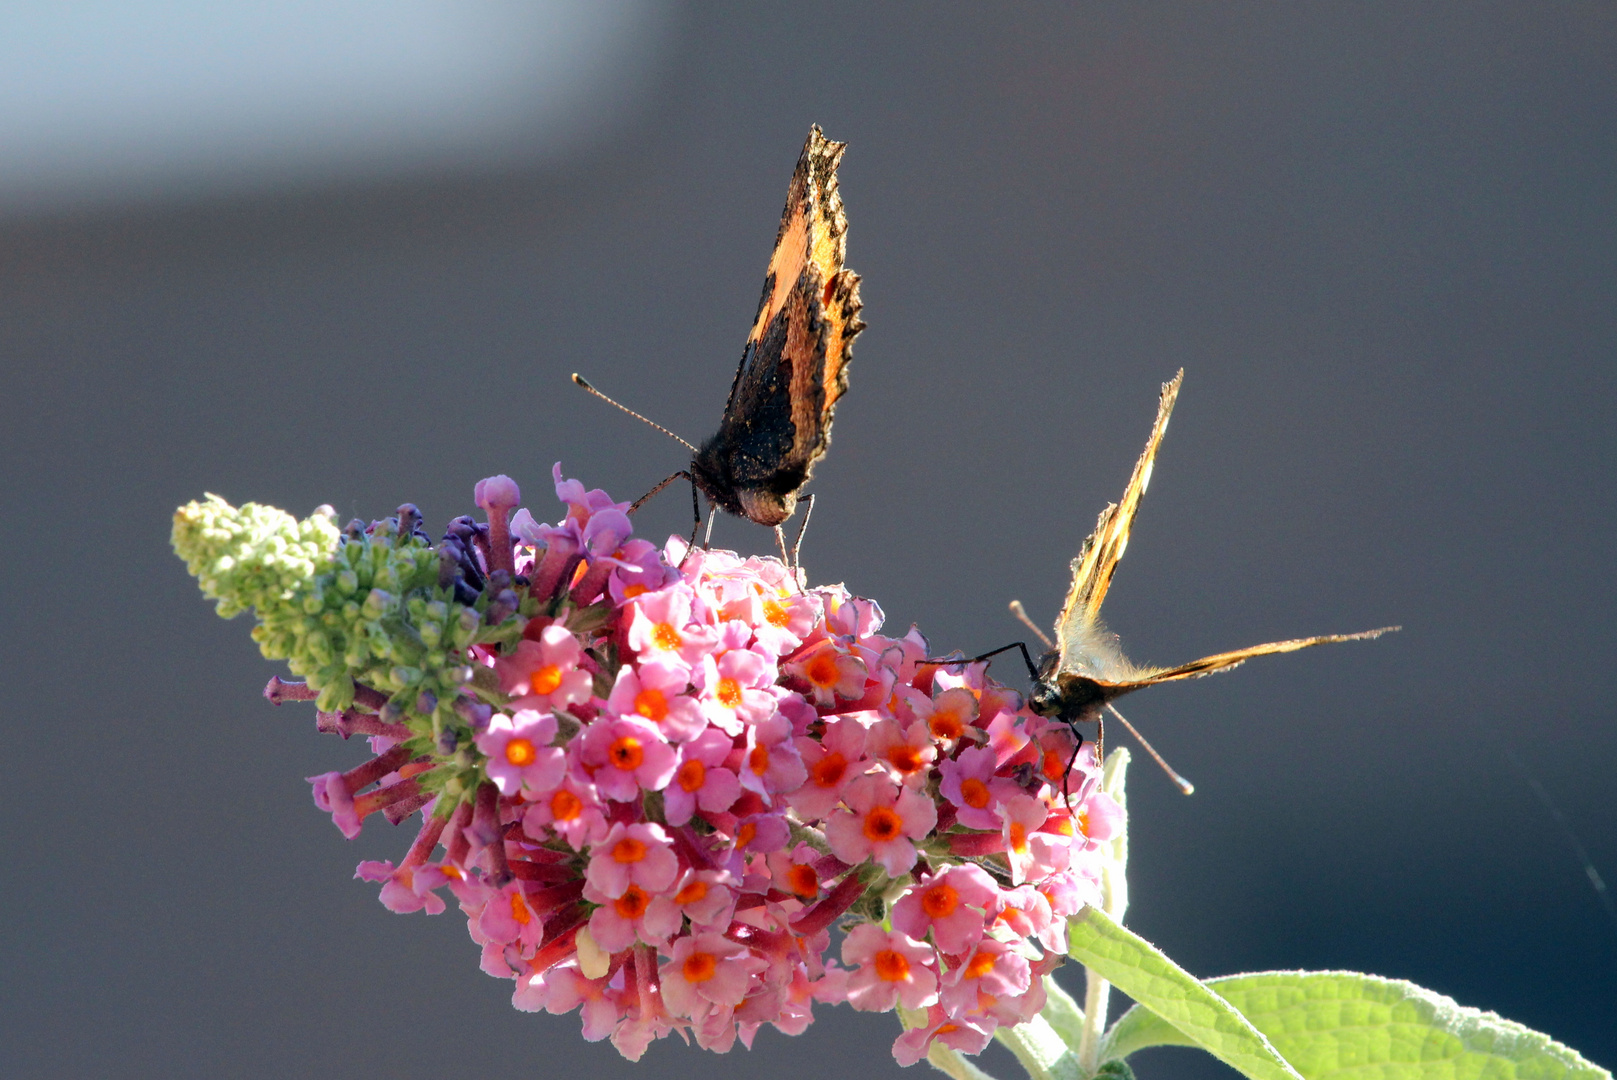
1057,625,1399,705
1053,370,1184,676
696,126,865,526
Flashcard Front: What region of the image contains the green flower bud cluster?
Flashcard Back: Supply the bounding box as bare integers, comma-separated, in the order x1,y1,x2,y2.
172,496,520,743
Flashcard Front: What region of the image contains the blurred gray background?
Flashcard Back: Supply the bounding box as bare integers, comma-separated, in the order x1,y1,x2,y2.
2,3,1612,1078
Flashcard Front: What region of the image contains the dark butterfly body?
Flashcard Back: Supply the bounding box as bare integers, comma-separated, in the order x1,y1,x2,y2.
689,126,864,528
1023,370,1395,728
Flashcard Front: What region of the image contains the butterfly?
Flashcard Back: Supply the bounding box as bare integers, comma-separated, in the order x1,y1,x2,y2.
690,125,864,529
574,126,863,553
1022,370,1396,728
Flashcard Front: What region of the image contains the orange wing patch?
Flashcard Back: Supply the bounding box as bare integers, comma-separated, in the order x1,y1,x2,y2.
690,126,864,529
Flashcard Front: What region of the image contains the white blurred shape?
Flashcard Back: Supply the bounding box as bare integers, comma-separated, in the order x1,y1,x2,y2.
0,1,677,213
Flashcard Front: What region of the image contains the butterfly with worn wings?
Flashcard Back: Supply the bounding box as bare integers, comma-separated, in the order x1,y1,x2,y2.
941,370,1396,794
574,125,863,560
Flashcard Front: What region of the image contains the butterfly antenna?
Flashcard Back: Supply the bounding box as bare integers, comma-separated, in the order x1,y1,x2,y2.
572,374,697,453
1009,600,1055,650
1106,703,1194,795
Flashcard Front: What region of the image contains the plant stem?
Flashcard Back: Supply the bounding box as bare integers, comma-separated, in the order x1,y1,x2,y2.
1075,748,1132,1077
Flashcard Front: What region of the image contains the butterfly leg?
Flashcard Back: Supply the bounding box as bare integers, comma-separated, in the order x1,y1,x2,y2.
789,493,815,570
922,641,1042,684
1060,724,1086,812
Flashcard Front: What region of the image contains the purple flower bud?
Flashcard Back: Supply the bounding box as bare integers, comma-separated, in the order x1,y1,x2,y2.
416,689,438,715
437,729,460,755
454,696,492,731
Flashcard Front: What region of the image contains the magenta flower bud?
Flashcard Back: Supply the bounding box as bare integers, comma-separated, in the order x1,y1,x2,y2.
474,474,521,512
475,475,521,577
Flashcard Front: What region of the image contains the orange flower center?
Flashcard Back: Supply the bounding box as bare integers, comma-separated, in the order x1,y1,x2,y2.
735,821,757,849
550,789,582,821
623,583,649,599
811,752,847,788
1077,808,1092,836
676,758,707,793
748,744,771,775
1008,822,1029,853
716,677,743,708
609,736,644,771
504,737,537,767
786,864,818,899
652,622,682,651
675,878,709,905
762,599,789,628
611,837,647,864
888,745,926,774
806,652,840,688
634,688,668,723
613,885,649,919
959,777,991,809
921,883,959,919
874,949,911,982
510,890,532,926
1042,749,1066,781
682,950,717,983
964,950,997,980
929,712,965,740
530,664,563,695
863,805,902,843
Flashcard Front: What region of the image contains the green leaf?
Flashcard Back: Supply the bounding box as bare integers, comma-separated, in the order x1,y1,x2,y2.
1067,906,1303,1080
1104,971,1611,1080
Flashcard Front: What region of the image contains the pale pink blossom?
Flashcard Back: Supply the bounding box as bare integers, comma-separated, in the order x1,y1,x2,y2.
579,717,676,801
840,923,939,1012
891,863,1000,955
495,624,593,713
663,728,742,826
475,709,564,796
604,658,706,742
825,773,937,877
584,821,678,898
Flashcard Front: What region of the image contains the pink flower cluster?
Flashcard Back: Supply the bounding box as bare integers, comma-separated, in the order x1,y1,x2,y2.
307,469,1124,1064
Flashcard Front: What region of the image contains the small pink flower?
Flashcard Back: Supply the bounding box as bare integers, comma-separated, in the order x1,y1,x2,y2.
785,638,868,707
517,962,622,1042
914,686,980,747
1000,793,1069,885
825,773,937,877
866,718,937,788
766,842,829,903
938,745,1004,830
723,588,819,657
892,1004,994,1066
1075,789,1125,847
604,658,706,742
625,583,718,667
694,647,778,734
840,924,939,1012
306,771,361,838
479,881,546,950
354,860,446,915
939,936,1031,1017
495,625,593,713
584,821,679,898
579,717,676,801
552,462,630,525
890,863,1000,955
990,883,1055,944
665,867,738,928
584,878,683,952
663,728,741,826
739,713,808,801
660,933,768,1017
474,709,564,796
788,717,870,820
521,771,607,849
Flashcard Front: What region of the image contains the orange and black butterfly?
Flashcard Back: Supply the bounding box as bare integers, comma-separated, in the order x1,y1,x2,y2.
575,126,863,547
1024,370,1395,728
943,371,1395,791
